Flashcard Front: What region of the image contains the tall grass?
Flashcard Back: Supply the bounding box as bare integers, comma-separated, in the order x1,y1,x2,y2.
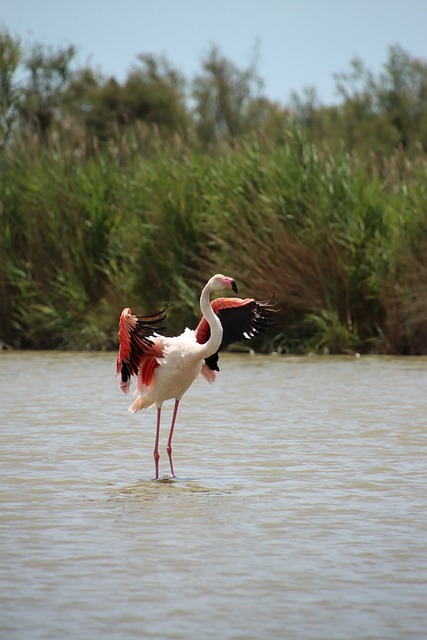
1,128,427,353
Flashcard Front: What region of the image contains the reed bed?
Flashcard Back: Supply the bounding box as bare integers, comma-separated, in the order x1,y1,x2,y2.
1,129,426,353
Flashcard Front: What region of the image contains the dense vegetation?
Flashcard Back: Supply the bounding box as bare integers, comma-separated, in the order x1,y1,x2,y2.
1,30,427,354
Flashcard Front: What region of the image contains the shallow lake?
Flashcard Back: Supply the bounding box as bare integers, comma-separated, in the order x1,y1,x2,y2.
1,352,426,639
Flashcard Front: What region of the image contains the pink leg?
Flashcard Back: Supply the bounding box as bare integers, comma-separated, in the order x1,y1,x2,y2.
166,399,180,478
153,406,161,480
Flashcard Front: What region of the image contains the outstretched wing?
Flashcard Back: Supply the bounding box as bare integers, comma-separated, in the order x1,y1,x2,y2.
116,306,169,393
195,295,276,372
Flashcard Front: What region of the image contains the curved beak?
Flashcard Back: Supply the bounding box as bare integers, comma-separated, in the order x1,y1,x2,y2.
231,279,238,294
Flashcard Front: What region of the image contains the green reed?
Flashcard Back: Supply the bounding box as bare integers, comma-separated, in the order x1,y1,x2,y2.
1,128,426,353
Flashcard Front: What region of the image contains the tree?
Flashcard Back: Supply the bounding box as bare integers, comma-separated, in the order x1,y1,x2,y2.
66,53,189,142
330,46,427,154
376,44,427,151
289,86,321,129
20,42,76,141
122,53,188,132
192,44,263,143
0,30,22,149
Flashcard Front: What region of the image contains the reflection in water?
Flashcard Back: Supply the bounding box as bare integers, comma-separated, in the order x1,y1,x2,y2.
1,352,427,639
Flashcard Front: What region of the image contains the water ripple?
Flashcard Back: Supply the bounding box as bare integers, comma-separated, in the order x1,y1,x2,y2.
1,352,427,639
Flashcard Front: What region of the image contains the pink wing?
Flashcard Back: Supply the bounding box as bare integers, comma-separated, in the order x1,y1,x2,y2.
116,306,168,393
195,295,276,371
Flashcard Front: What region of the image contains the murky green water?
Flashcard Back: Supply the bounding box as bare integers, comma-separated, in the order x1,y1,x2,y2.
1,352,426,639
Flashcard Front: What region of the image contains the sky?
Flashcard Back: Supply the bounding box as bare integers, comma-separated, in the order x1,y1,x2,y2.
2,0,427,105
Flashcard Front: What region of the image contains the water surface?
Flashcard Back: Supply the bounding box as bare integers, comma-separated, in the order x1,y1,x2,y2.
1,352,426,639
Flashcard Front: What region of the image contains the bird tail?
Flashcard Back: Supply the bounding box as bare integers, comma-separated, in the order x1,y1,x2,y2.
128,395,154,414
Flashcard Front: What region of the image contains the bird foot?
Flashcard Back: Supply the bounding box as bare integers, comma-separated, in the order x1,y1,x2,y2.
152,474,176,483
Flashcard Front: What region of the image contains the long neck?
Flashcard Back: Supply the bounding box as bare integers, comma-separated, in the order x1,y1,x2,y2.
198,282,223,359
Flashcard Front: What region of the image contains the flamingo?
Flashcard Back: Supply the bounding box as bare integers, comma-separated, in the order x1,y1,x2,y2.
116,274,275,479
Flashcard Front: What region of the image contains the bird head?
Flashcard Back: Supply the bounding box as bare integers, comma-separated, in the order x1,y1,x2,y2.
209,274,238,294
